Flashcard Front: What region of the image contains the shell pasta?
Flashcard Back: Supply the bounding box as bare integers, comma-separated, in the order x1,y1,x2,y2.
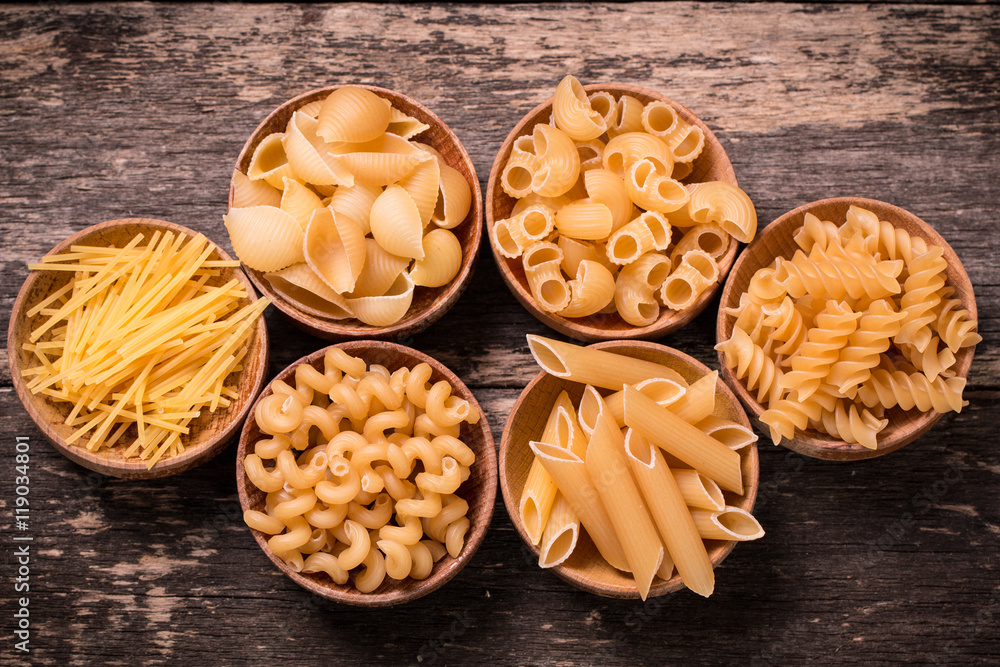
491,75,757,328
228,86,475,327
242,349,480,593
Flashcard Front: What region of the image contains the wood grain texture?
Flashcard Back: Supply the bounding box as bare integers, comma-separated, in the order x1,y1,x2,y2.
0,3,998,666
717,197,976,460
499,340,758,598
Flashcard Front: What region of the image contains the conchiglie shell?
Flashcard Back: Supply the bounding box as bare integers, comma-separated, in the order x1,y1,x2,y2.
559,259,616,318
329,183,380,236
264,262,355,320
399,145,441,225
410,228,462,288
369,185,425,260
345,272,415,327
316,87,392,144
350,238,409,297
313,184,338,197
303,206,367,294
432,162,472,229
387,107,431,140
232,169,282,208
224,205,304,272
247,133,296,190
280,177,324,230
283,112,355,187
297,99,324,118
687,181,757,243
328,134,432,186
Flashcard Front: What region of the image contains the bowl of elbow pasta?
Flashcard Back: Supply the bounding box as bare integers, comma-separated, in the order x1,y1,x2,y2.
716,197,979,460
486,75,758,342
499,337,761,600
236,341,496,605
227,85,483,341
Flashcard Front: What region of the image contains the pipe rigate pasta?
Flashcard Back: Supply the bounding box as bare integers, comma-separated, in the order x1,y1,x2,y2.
490,76,759,328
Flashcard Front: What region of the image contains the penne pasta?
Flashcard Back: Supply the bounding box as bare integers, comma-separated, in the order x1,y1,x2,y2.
689,507,765,542
623,385,743,493
623,428,715,598
584,388,664,600
520,390,575,545
529,440,630,573
537,493,580,569
671,468,725,511
526,334,689,391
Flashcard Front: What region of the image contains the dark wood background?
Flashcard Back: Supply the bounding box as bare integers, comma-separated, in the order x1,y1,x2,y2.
1,3,997,665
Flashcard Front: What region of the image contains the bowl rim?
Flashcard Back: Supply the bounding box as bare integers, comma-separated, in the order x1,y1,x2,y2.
229,84,483,341
235,339,498,606
6,217,270,479
485,82,740,342
498,338,759,599
716,196,978,460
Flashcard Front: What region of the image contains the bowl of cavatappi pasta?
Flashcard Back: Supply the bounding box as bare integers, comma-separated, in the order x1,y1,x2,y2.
716,197,979,461
236,341,497,605
227,85,482,341
499,335,761,600
7,218,270,479
486,75,759,342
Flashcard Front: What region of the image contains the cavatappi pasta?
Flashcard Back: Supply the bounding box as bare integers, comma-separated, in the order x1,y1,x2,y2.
242,348,480,593
20,231,269,468
519,336,762,599
227,86,473,327
718,205,978,449
493,75,758,327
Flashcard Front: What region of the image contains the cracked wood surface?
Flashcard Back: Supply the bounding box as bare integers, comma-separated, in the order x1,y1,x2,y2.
0,3,998,665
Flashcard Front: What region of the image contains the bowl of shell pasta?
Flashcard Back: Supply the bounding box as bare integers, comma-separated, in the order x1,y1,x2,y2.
486,75,758,341
716,197,979,460
236,341,496,605
227,85,482,340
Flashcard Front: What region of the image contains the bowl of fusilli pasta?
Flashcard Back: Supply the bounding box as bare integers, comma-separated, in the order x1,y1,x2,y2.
486,75,758,342
235,341,496,605
716,197,979,460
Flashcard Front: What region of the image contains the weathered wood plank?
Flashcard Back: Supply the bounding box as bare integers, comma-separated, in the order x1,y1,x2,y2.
0,2,998,665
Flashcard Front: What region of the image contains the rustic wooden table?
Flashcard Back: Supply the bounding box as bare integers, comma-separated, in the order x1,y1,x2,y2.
1,3,997,665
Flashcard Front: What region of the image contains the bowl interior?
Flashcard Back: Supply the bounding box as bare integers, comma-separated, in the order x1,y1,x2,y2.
485,83,740,341
499,340,759,599
716,197,977,460
236,340,497,606
232,85,482,341
7,218,269,479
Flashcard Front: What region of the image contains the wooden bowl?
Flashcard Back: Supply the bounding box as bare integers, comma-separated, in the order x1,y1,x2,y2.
236,341,497,606
499,340,759,598
7,218,270,479
717,197,978,460
486,83,740,342
230,85,483,341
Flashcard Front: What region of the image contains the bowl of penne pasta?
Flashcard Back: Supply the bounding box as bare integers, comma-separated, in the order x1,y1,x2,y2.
486,75,759,342
499,336,761,600
7,218,270,479
236,340,497,605
227,85,483,341
716,197,979,460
